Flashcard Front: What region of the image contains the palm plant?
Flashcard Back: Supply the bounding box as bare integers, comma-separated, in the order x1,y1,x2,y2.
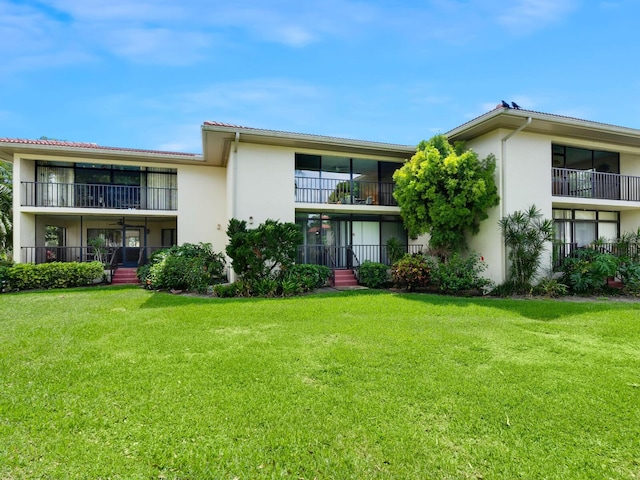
0,161,12,259
499,205,553,290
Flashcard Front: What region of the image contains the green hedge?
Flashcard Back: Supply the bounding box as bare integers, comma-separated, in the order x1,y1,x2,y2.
138,243,226,293
2,262,104,292
213,264,332,298
358,261,389,288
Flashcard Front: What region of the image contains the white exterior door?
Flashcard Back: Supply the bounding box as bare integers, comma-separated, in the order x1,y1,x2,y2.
351,221,379,263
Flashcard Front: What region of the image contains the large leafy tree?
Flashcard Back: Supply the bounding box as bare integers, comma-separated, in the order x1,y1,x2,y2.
0,161,12,259
393,135,499,252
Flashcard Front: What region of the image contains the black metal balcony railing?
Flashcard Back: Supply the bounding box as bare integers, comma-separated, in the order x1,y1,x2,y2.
295,177,397,206
552,167,640,201
21,182,178,210
552,241,640,269
21,245,168,266
21,246,120,265
297,244,423,269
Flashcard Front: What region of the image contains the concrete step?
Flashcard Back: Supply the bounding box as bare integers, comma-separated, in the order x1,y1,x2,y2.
112,268,140,285
333,269,358,287
607,278,624,289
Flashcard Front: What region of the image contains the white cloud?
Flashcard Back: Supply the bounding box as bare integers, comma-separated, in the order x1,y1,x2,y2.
0,2,60,53
180,79,328,128
99,28,214,64
497,0,577,34
153,123,203,153
0,1,96,75
43,0,187,22
1,0,582,74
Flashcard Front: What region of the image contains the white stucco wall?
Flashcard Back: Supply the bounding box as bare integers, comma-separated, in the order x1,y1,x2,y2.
621,152,640,177
232,143,295,226
463,130,555,284
177,165,227,252
620,209,640,235
462,131,505,284
612,153,640,235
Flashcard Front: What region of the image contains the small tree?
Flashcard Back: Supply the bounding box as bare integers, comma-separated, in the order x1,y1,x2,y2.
499,205,553,290
226,218,303,284
87,237,107,264
393,135,499,252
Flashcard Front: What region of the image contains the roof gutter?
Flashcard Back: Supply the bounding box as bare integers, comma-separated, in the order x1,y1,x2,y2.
499,116,532,281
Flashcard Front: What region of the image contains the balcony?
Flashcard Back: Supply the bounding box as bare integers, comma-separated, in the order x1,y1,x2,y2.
297,244,423,269
21,182,177,210
553,241,640,269
295,177,397,206
552,168,640,202
21,245,167,265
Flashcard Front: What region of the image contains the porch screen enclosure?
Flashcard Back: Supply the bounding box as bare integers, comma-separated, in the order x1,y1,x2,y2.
295,213,410,269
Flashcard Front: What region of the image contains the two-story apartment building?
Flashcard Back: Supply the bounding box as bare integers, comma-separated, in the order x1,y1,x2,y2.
1,123,420,280
3,106,640,285
447,107,640,282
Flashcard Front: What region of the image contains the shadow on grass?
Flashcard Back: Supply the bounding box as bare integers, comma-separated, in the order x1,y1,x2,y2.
138,287,380,309
137,287,640,321
379,289,640,321
139,291,252,309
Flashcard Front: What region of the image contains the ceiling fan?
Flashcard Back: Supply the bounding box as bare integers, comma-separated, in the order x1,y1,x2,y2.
109,218,146,228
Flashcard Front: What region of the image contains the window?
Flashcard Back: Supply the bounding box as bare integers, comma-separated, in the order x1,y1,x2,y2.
295,212,407,267
553,209,619,247
35,162,177,209
552,145,619,173
44,225,65,262
161,229,177,247
294,154,401,205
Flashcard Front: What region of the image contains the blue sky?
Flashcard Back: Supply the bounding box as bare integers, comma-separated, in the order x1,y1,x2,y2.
1,0,639,153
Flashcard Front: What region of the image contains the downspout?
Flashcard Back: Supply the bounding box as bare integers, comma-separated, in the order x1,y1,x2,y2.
228,131,240,283
500,116,532,280
232,131,240,220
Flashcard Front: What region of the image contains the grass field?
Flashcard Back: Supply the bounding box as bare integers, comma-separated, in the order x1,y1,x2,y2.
1,286,639,479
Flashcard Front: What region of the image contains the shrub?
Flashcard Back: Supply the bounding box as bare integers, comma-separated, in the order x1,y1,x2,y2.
251,277,280,297
391,254,433,291
3,261,104,291
617,259,640,295
386,237,405,265
614,229,640,262
431,252,492,294
533,277,569,298
212,264,330,298
560,248,619,293
280,278,301,296
213,283,236,298
0,262,11,292
358,261,389,288
139,243,226,293
491,281,523,297
212,282,252,298
279,264,331,293
226,218,302,285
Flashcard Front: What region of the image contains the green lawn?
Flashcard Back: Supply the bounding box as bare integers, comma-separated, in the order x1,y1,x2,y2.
1,287,639,479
